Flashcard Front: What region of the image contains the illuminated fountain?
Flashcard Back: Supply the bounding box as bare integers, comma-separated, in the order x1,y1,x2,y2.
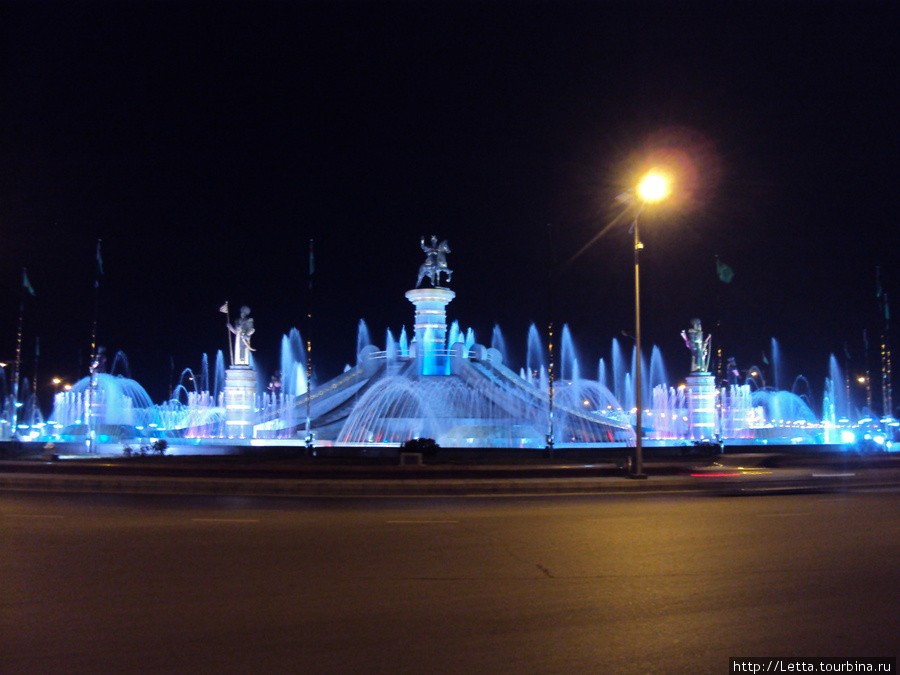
51,372,155,439
28,240,896,451
301,241,634,447
333,335,632,447
38,331,894,450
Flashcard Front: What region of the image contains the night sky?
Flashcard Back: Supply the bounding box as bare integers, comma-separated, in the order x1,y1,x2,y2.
2,1,897,413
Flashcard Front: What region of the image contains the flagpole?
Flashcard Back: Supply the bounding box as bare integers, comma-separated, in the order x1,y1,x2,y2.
91,240,102,368
33,337,39,400
12,268,27,434
881,298,892,419
876,266,893,419
222,302,234,365
305,238,314,449
844,341,851,419
88,239,102,452
545,224,555,457
714,256,722,385
863,329,873,411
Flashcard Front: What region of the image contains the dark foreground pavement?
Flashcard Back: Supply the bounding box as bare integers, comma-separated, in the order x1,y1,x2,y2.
2,451,899,497
3,486,899,674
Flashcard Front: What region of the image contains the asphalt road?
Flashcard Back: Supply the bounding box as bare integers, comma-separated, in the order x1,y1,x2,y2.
2,489,898,674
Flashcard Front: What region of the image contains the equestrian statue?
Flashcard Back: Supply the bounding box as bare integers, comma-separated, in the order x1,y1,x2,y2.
416,235,452,288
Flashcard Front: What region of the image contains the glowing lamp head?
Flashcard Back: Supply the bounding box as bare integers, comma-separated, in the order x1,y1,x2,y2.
637,171,670,203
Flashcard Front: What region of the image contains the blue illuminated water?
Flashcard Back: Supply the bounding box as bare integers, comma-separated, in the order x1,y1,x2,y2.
491,325,507,365
36,319,894,449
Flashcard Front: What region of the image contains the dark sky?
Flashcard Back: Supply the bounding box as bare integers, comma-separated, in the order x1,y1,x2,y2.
2,0,898,411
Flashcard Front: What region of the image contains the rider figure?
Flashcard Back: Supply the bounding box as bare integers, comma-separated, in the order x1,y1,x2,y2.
421,235,439,266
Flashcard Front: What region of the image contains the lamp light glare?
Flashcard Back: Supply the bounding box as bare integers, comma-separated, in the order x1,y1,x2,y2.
637,172,670,202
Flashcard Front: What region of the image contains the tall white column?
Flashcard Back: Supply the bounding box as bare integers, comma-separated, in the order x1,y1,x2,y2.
405,288,455,376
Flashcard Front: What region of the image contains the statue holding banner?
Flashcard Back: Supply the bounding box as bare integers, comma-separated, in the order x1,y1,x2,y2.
682,318,711,373
227,305,256,366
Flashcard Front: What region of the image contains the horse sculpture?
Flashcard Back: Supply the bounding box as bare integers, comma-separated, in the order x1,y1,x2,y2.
416,236,453,288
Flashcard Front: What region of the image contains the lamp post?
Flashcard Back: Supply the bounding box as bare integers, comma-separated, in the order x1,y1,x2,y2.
629,171,670,478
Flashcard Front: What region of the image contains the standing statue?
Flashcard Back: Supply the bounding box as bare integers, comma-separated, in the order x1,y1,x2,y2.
416,235,453,288
681,318,711,373
228,305,256,366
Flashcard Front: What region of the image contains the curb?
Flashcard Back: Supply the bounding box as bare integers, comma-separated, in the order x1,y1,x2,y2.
2,467,899,498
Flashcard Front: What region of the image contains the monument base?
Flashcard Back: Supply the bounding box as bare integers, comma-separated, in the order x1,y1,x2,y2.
686,373,717,440
224,367,257,439
405,287,456,376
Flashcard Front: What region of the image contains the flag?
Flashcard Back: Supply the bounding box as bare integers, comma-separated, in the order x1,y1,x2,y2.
716,257,734,283
96,239,104,275
22,268,35,296
219,302,229,314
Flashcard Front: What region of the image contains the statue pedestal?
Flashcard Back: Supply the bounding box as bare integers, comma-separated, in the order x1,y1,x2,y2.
405,288,455,376
224,367,257,439
686,373,717,440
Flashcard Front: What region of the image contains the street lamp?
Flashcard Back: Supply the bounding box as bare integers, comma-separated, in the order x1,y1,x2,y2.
629,170,670,478
748,368,766,390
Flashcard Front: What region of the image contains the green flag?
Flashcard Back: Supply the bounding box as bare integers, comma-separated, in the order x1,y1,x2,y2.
716,257,734,283
22,268,35,296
